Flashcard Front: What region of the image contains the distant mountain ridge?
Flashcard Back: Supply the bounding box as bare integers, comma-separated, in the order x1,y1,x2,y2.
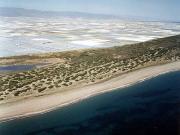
0,7,120,19
0,7,163,21
0,7,179,22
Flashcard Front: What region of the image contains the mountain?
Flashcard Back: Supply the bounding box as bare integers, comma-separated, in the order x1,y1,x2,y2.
0,7,160,21
1,7,177,22
0,7,119,19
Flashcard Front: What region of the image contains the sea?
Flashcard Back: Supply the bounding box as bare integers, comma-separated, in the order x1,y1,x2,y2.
0,71,180,135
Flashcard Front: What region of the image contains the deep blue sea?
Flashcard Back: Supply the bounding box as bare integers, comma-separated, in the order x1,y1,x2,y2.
0,71,180,135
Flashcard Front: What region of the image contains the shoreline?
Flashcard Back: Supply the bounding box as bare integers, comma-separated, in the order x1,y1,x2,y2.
0,61,180,123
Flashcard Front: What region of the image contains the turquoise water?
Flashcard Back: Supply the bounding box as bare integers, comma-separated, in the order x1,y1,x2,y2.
0,71,180,135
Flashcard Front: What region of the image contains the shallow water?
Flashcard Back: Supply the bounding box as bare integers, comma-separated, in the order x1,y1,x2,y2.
0,71,180,135
0,65,35,72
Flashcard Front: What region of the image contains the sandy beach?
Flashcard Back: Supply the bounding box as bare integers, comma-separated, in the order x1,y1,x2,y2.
0,61,180,122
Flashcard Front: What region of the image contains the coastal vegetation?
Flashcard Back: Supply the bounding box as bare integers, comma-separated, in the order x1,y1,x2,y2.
0,35,180,103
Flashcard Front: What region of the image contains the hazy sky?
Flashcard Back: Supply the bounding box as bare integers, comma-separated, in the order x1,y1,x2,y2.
0,0,180,21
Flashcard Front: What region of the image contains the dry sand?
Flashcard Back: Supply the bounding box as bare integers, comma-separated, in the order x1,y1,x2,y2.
0,61,180,122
